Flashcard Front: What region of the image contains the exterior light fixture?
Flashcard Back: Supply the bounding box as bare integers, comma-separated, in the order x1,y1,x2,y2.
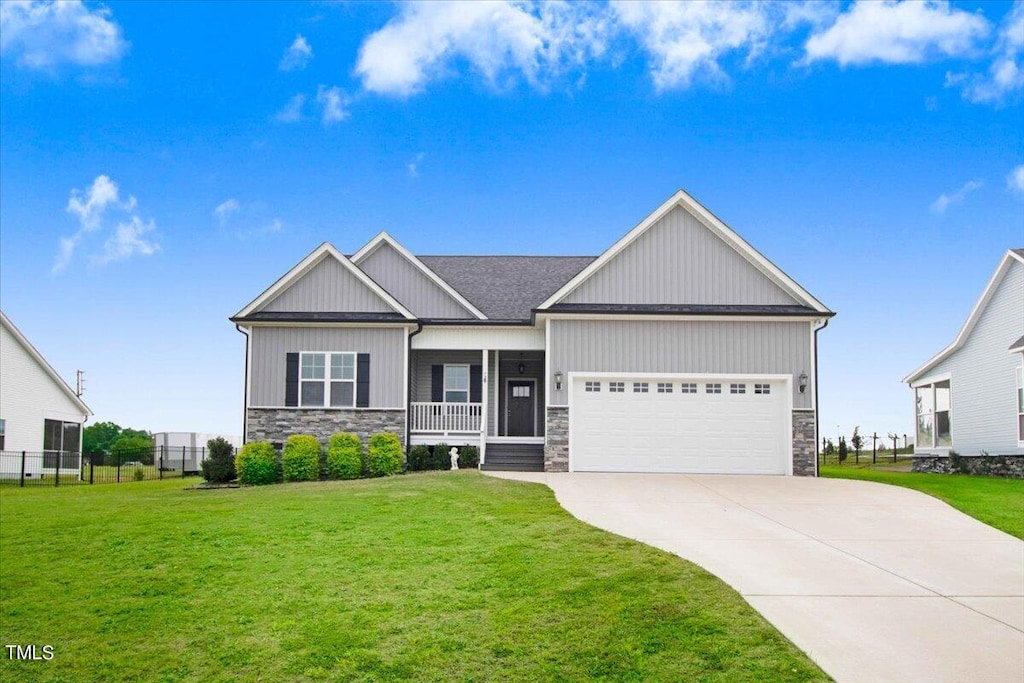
798,372,808,394
517,362,526,375
554,371,563,391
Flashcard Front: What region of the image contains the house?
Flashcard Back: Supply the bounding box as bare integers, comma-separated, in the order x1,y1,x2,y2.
0,310,92,479
152,432,242,472
903,249,1024,473
231,190,834,475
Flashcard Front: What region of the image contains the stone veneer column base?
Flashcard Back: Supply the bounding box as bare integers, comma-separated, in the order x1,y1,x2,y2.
246,408,406,448
544,406,569,472
792,410,816,477
912,455,1024,478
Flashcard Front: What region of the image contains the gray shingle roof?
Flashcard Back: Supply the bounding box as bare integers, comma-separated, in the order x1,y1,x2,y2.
1010,334,1024,352
1012,248,1024,258
418,256,596,321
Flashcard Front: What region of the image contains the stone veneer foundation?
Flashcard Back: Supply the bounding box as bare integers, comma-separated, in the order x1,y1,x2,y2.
912,454,1024,479
246,408,406,448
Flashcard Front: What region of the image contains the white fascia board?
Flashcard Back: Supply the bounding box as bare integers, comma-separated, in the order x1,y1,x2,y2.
0,310,92,417
537,189,831,314
903,251,1019,383
242,321,418,329
909,371,952,389
352,232,487,319
534,312,830,324
234,242,416,320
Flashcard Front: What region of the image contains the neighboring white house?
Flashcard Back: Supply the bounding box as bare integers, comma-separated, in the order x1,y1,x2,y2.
0,310,93,479
904,249,1024,459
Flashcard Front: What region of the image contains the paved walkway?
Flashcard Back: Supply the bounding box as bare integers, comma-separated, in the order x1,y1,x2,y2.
486,472,1024,683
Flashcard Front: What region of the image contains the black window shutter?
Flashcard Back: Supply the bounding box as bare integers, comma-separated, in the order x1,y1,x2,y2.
356,354,370,407
470,365,482,403
285,353,299,407
431,365,444,402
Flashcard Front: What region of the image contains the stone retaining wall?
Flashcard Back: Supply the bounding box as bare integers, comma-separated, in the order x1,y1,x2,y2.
911,455,1024,478
246,409,406,448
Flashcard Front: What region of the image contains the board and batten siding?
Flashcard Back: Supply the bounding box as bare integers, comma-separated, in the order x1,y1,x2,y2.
410,350,483,403
562,206,799,306
249,327,405,407
917,260,1024,456
0,323,88,453
261,257,395,313
358,243,474,319
548,319,814,410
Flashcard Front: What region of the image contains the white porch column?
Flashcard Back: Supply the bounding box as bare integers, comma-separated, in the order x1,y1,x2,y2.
480,348,489,467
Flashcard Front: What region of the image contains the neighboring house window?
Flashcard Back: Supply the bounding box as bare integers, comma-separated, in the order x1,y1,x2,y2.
584,381,601,393
915,380,951,448
609,382,624,393
680,383,697,394
42,419,80,469
444,364,470,402
1017,366,1023,443
300,352,356,407
657,382,673,393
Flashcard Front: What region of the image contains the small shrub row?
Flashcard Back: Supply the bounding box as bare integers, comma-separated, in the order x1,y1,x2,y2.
406,443,479,471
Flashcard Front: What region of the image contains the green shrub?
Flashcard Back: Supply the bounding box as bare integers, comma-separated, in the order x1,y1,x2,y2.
282,435,321,482
367,433,403,477
432,442,451,471
133,468,145,481
201,437,236,483
235,441,281,486
407,445,431,472
326,433,363,480
458,445,479,469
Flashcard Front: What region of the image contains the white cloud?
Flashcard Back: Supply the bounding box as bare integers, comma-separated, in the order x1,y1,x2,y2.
275,93,306,122
54,175,158,273
0,0,128,70
354,0,608,97
1008,164,1024,193
279,34,313,71
317,85,349,124
953,1,1024,105
804,0,989,66
94,215,159,265
213,198,240,226
930,178,983,213
407,152,425,178
214,199,284,239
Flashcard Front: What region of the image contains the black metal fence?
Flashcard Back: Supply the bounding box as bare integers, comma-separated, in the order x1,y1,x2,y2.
0,446,213,487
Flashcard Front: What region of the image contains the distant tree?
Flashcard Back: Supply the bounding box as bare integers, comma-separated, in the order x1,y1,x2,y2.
83,421,122,453
110,434,154,465
851,427,864,457
823,439,836,456
838,436,848,462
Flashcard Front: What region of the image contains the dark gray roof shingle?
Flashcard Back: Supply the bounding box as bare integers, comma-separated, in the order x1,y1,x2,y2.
1010,334,1024,352
1012,248,1024,258
418,255,595,321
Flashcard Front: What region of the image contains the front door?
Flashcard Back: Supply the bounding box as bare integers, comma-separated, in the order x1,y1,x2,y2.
506,380,535,437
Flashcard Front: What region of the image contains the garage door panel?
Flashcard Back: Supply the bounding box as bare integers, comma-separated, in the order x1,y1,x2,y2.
571,376,789,475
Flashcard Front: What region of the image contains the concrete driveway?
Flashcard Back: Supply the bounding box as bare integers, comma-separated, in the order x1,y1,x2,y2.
486,472,1024,683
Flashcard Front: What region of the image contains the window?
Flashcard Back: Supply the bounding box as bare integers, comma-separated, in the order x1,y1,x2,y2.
706,383,722,394
609,382,625,393
584,381,601,393
444,365,470,403
1016,366,1023,443
512,385,530,398
633,382,649,393
730,383,747,394
916,380,951,448
301,352,356,407
657,382,673,393
42,419,80,469
680,383,697,394
754,383,771,395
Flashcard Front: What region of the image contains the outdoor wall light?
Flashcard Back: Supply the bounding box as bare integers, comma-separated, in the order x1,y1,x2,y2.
798,372,808,394
554,371,563,391
517,362,526,375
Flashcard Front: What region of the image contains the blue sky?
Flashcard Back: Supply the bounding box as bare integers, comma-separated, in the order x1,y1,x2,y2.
1,0,1022,442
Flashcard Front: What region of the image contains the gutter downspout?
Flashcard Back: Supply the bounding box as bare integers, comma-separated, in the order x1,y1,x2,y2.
813,318,829,477
235,324,250,445
406,321,424,462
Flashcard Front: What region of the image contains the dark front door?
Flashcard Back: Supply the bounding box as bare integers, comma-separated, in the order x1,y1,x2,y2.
506,380,535,437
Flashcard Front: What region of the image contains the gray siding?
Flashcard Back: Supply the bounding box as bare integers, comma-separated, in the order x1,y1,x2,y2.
563,206,799,306
261,257,394,313
548,319,813,410
250,327,405,407
497,351,545,436
411,350,484,402
920,260,1024,455
358,243,475,319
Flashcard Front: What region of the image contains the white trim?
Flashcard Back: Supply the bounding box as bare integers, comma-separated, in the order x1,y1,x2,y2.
411,325,544,350
537,189,830,314
909,371,952,389
904,250,1024,383
480,348,489,466
443,363,471,403
535,312,830,323
351,232,487,319
1015,363,1023,448
493,350,501,439
233,242,416,320
503,377,538,437
0,311,92,417
487,436,545,445
912,376,953,451
403,326,410,447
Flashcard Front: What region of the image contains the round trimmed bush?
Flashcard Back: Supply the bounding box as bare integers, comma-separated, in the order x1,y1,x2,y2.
432,442,451,471
201,436,236,483
282,434,321,482
407,445,431,471
326,433,363,480
235,441,281,486
367,432,403,477
458,445,479,469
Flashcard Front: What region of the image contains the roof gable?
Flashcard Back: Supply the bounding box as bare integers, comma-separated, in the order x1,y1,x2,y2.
352,233,485,319
905,249,1024,383
0,311,92,416
538,190,830,313
233,243,414,320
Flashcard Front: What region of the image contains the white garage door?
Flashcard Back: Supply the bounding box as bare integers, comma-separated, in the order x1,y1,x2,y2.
570,374,791,475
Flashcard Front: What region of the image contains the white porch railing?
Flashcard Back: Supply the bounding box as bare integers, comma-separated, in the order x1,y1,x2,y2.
410,402,483,433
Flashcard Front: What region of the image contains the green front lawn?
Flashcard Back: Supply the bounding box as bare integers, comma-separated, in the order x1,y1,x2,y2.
821,465,1024,540
0,472,825,682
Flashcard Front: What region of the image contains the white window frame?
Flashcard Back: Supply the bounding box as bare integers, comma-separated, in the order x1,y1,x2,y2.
444,364,470,403
300,351,357,408
912,374,952,450
1016,365,1023,446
